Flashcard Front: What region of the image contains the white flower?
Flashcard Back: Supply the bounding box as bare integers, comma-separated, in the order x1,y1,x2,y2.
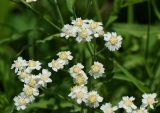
104,32,122,51
11,57,27,73
68,85,88,104
17,70,30,82
88,20,104,38
69,63,84,76
73,71,88,86
89,61,105,79
76,28,93,42
84,91,103,108
142,93,158,109
100,103,118,113
13,93,30,110
57,51,73,65
24,75,39,88
26,0,37,3
132,107,148,113
71,18,87,27
60,24,77,39
48,59,65,72
38,69,52,87
118,96,137,113
22,85,39,102
26,60,41,71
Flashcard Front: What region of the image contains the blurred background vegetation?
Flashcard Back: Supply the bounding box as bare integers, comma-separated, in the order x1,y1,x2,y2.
0,0,160,113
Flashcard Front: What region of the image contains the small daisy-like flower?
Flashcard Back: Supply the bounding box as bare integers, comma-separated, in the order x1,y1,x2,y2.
104,32,122,51
89,61,105,79
88,20,104,38
27,60,41,71
142,93,158,109
17,71,30,82
84,91,103,108
118,96,137,113
69,63,84,76
60,24,77,39
133,107,148,113
22,85,39,102
76,28,93,42
38,69,52,87
68,85,88,104
71,18,87,27
13,93,30,110
48,59,65,72
73,71,88,86
24,75,39,88
57,51,73,65
26,0,37,3
100,103,118,113
11,57,27,73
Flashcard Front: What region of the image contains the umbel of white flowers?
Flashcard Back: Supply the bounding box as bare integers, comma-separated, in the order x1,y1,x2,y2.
11,51,73,110
60,18,123,51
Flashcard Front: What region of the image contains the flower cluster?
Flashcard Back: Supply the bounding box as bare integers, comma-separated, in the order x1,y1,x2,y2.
12,51,73,110
68,61,105,108
48,51,73,72
11,57,52,110
60,18,123,51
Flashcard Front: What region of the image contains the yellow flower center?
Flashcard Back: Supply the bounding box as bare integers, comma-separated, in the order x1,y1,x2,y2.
105,108,113,113
24,87,33,96
73,66,81,73
20,72,27,80
91,64,100,73
15,61,22,68
76,18,83,26
136,109,143,113
88,95,97,104
124,100,133,107
52,61,60,68
75,75,85,85
59,53,68,60
28,60,36,67
41,74,48,81
76,91,84,99
90,22,98,29
28,78,36,87
147,97,155,104
109,37,118,45
19,98,26,105
80,30,88,38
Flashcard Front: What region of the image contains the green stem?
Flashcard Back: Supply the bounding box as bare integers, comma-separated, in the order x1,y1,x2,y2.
10,105,15,113
95,47,106,55
20,0,61,31
151,0,160,20
93,0,102,21
54,0,64,26
145,0,151,60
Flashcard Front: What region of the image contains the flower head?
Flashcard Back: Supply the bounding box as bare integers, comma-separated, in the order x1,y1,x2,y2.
26,60,41,71
100,103,118,113
142,93,158,109
48,59,65,72
11,57,27,73
73,71,88,86
133,107,148,113
104,32,122,51
89,61,105,79
38,69,52,87
76,28,92,42
118,96,137,113
84,91,103,108
68,85,88,104
69,63,84,77
13,93,30,110
24,75,39,88
60,24,77,39
17,70,30,82
26,0,37,3
57,51,73,65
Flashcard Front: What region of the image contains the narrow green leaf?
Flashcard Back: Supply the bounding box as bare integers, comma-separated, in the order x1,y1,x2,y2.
66,0,75,14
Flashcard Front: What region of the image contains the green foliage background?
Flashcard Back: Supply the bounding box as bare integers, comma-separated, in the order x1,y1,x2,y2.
0,0,160,113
